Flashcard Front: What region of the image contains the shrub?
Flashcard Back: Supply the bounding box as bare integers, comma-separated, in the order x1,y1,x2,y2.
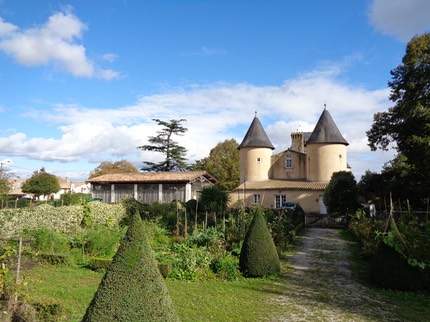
30,228,71,254
61,192,91,206
38,253,70,265
88,258,113,272
212,252,241,280
31,298,64,321
82,212,179,321
169,243,214,281
239,207,280,277
83,226,124,258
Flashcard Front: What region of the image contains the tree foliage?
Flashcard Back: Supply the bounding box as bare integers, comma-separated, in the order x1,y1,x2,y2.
21,168,60,199
199,139,240,191
138,119,188,172
199,185,230,215
88,160,138,179
0,167,11,196
82,212,179,321
357,170,384,203
324,171,358,215
239,207,280,277
367,33,430,199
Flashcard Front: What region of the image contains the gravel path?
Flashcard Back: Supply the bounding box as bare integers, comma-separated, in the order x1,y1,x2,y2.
269,228,402,322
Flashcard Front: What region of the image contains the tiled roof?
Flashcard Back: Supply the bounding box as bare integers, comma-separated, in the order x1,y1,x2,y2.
306,109,348,145
238,116,275,150
235,179,327,191
86,171,217,184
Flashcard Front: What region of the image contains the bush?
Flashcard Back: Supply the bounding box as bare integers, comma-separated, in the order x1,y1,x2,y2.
82,212,179,321
239,207,280,277
31,298,64,321
61,192,91,206
30,228,71,254
39,253,70,265
212,252,241,280
88,258,113,272
169,243,214,281
83,226,124,258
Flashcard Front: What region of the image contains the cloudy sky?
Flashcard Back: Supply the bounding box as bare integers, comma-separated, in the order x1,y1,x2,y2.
0,0,429,181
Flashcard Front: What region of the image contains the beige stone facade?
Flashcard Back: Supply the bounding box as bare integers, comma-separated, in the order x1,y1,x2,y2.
231,109,349,214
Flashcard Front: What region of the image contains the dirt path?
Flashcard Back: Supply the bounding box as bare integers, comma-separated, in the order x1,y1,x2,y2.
269,228,403,322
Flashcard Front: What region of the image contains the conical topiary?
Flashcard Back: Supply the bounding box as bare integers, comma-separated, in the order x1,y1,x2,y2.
82,212,179,321
239,208,280,277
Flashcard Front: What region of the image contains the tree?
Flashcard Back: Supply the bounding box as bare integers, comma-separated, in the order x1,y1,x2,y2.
199,139,240,191
239,207,280,277
0,167,11,196
82,212,179,321
367,33,430,200
323,171,358,215
138,119,188,172
357,170,385,203
21,168,60,199
199,185,230,226
88,160,138,179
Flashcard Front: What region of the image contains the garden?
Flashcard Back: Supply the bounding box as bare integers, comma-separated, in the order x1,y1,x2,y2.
0,197,303,321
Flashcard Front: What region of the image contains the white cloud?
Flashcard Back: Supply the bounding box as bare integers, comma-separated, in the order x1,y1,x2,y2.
0,66,394,178
101,53,118,62
368,0,430,42
0,10,120,79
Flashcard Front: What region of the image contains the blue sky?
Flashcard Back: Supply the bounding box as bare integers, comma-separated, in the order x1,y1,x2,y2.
0,0,429,181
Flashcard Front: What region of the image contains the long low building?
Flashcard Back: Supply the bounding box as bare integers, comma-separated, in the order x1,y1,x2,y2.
86,171,217,203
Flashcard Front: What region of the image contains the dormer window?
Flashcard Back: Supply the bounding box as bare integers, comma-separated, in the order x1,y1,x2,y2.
284,155,292,168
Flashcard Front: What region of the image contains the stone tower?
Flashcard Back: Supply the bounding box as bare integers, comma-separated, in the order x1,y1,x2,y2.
306,109,349,182
238,115,275,183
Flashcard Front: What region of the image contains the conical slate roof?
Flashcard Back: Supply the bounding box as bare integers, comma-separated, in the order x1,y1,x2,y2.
238,116,275,150
306,109,349,145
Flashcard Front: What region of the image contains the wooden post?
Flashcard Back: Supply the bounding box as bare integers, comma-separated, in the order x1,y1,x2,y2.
184,208,188,238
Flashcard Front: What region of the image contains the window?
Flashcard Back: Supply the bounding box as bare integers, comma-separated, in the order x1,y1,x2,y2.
284,155,292,168
253,194,261,204
275,195,287,209
256,157,261,163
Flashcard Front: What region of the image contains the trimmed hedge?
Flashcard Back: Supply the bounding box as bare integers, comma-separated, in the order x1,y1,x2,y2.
82,212,179,321
239,208,280,277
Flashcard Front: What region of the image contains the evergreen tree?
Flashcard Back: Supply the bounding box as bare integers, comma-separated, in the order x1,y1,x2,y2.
239,208,280,277
324,171,358,215
82,212,179,321
138,118,188,171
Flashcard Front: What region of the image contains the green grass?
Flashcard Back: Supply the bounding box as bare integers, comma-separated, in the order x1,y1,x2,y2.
22,263,289,321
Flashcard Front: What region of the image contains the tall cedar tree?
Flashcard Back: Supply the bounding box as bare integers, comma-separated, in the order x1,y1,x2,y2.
88,160,138,179
239,207,280,277
200,139,240,191
324,171,359,215
367,33,430,201
82,212,179,321
21,168,60,199
138,118,188,171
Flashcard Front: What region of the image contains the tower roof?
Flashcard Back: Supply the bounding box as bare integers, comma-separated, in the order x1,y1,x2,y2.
306,109,349,146
238,116,275,150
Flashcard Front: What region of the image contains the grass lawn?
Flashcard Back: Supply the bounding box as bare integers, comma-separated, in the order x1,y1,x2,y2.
22,263,289,321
